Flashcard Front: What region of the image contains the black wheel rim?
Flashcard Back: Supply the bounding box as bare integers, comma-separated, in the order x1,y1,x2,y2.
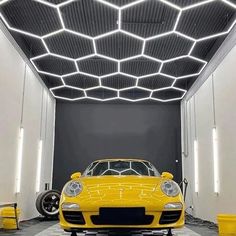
41,192,60,216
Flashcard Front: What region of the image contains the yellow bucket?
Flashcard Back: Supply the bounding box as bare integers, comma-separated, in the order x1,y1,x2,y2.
218,214,236,236
0,207,20,230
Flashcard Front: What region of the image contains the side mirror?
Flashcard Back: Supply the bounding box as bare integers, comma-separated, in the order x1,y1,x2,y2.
161,172,174,180
71,172,81,179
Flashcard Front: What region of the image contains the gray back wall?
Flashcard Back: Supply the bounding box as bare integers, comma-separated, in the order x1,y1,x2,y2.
52,102,182,191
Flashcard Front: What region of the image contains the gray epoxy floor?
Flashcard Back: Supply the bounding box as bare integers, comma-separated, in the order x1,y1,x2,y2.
0,221,218,236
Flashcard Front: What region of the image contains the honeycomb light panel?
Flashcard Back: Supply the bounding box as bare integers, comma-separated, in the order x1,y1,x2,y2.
151,87,187,102
119,87,151,101
0,0,236,102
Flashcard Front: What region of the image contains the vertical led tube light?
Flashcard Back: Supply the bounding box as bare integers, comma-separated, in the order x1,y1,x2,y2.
212,127,219,193
194,139,199,193
36,140,43,192
36,89,45,193
193,96,199,193
16,127,24,193
211,75,219,194
16,64,27,194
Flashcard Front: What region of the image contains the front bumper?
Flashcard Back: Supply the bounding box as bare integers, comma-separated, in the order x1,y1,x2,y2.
59,208,184,231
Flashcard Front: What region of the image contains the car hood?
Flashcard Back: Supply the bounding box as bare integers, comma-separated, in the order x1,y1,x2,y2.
79,176,163,200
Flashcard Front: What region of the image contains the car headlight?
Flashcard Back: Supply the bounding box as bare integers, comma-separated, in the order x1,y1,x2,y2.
161,180,180,197
64,181,82,197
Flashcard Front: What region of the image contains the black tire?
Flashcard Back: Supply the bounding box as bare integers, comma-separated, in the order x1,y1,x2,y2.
36,190,61,218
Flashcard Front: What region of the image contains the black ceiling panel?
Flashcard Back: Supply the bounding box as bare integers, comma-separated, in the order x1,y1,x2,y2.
61,0,118,37
86,88,117,99
103,0,139,6
177,1,236,39
33,55,77,75
165,0,206,7
120,88,150,100
0,0,61,36
162,57,204,77
40,74,63,88
152,88,185,100
96,32,143,59
52,87,85,99
174,76,198,90
121,57,161,76
138,74,174,90
191,36,227,61
121,0,179,38
77,56,117,76
101,74,136,89
145,34,193,60
63,73,99,89
44,31,94,59
11,32,47,58
44,0,69,4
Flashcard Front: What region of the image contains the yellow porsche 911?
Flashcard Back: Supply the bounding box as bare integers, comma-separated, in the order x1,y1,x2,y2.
59,159,184,236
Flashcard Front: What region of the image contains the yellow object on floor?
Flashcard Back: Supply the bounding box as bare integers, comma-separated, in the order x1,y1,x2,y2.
0,207,20,230
218,214,236,235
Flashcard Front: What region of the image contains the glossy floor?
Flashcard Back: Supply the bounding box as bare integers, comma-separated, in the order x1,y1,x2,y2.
0,220,218,236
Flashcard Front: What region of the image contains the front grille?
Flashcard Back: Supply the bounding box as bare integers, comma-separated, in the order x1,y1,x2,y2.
159,210,182,224
62,211,85,224
91,207,154,225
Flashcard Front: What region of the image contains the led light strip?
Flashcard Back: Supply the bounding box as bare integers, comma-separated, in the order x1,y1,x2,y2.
212,127,219,194
193,95,199,194
150,87,187,102
0,0,10,5
0,0,235,102
194,139,199,193
36,139,43,192
50,85,86,101
15,127,24,193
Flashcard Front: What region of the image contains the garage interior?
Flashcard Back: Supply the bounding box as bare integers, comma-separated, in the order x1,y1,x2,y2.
0,0,236,235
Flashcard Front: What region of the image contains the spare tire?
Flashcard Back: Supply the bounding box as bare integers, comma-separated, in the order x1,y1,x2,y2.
36,190,61,218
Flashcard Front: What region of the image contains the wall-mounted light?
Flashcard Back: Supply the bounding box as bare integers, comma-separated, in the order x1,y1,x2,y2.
36,140,43,193
15,127,24,193
211,74,219,194
193,95,199,194
194,139,199,193
212,127,219,194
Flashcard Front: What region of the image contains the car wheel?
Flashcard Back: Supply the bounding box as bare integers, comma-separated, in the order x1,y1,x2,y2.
36,190,61,218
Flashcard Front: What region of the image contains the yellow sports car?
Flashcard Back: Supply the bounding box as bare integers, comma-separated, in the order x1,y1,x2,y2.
59,159,184,236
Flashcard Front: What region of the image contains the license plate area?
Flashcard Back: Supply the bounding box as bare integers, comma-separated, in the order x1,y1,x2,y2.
99,207,145,219
91,207,154,225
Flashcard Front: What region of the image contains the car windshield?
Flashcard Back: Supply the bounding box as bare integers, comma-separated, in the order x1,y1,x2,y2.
83,160,160,177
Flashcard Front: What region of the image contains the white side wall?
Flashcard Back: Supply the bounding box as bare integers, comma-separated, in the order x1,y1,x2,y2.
182,44,236,223
0,27,55,220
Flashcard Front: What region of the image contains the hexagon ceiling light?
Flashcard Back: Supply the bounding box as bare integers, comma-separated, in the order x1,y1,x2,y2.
0,0,236,102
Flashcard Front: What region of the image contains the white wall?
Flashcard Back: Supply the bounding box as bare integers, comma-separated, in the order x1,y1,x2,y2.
182,44,236,223
0,27,55,220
